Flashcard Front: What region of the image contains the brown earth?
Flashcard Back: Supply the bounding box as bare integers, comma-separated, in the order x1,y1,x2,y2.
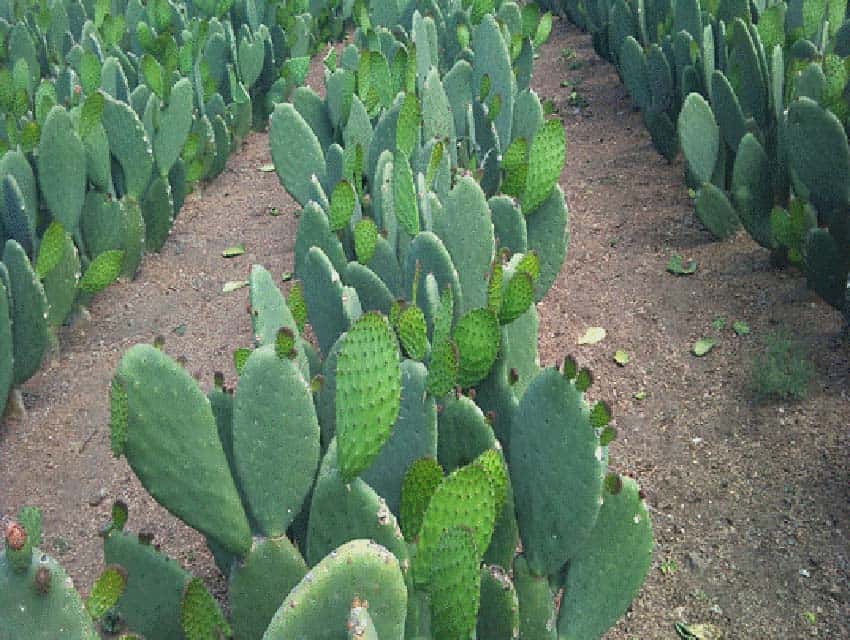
2,17,849,639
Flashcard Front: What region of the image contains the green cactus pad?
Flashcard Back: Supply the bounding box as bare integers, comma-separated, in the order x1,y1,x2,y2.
4,240,48,385
41,227,80,326
347,600,379,639
710,70,747,154
288,282,307,334
343,262,396,315
694,183,740,240
362,359,438,515
180,578,231,640
429,526,482,640
396,92,421,158
437,395,497,472
393,153,420,235
103,530,192,640
477,564,520,640
270,103,326,206
404,232,463,321
511,367,604,577
0,281,13,418
434,177,496,313
413,462,496,585
499,271,534,324
522,119,566,215
426,336,459,397
294,201,348,279
473,15,514,151
102,92,154,199
558,476,653,639
488,262,504,315
154,78,193,175
112,344,252,556
306,440,409,566
0,547,99,639
79,250,124,294
731,133,774,248
804,228,849,309
37,106,86,232
336,312,401,481
229,536,308,640
453,308,500,387
249,264,300,348
262,539,407,640
490,195,528,255
400,457,444,542
354,218,379,265
501,137,528,199
330,180,357,231
619,36,649,110
85,565,128,620
233,345,320,537
141,174,174,252
397,305,428,360
678,92,719,185
301,246,362,356
513,555,556,640
525,185,568,302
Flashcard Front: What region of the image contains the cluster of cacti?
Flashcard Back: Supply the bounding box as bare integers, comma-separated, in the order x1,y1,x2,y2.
0,505,134,639
96,1,653,629
0,0,347,417
560,0,850,321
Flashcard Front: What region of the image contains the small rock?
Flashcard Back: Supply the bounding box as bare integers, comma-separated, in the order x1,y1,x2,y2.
88,488,107,507
799,568,811,578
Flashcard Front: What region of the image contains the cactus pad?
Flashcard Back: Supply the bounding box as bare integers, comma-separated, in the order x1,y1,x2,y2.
453,308,500,387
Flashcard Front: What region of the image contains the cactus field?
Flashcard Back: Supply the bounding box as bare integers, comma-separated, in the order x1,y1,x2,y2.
1,3,849,640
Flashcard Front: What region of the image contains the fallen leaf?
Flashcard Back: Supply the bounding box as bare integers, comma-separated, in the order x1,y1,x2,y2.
667,253,697,275
633,390,647,401
268,206,280,216
614,350,629,365
733,320,750,336
578,326,606,345
259,163,275,172
222,244,245,258
222,280,248,293
711,316,726,330
281,271,293,282
173,324,186,337
692,338,716,356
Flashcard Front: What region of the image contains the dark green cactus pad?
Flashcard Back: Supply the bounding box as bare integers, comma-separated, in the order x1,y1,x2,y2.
233,345,320,537
102,92,154,199
103,530,192,640
301,246,362,356
710,70,747,154
413,462,496,585
4,240,48,386
422,66,456,149
361,360,438,515
477,564,520,640
400,456,444,542
0,150,37,239
270,102,326,207
731,133,775,249
483,476,520,569
694,183,740,240
293,87,334,154
306,440,409,566
453,308,500,387
511,367,604,576
429,526,482,640
513,555,557,640
1,174,35,257
525,185,568,302
154,78,193,175
343,262,396,315
397,305,428,360
336,312,401,481
434,177,496,313
112,344,252,556
643,109,678,162
437,395,496,472
262,539,407,640
787,97,850,210
804,228,849,310
79,195,146,279
37,106,86,232
249,264,301,348
0,280,13,417
522,119,565,215
619,36,649,110
678,92,719,185
294,201,348,279
180,578,230,640
403,232,463,321
317,334,344,449
727,19,768,129
558,476,653,639
141,175,174,251
0,546,99,639
229,536,308,640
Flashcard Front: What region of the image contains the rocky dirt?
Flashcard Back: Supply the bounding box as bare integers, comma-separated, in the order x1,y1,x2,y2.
1,16,848,639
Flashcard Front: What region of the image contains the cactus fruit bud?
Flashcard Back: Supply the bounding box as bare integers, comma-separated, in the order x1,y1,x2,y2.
33,566,51,594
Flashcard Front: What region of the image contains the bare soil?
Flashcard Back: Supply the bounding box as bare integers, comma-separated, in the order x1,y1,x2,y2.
2,18,848,639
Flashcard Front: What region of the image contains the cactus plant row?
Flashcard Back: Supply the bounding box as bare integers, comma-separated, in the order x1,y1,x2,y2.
0,0,350,417
558,0,850,323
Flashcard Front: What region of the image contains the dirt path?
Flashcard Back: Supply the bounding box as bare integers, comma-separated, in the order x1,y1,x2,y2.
2,19,849,638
